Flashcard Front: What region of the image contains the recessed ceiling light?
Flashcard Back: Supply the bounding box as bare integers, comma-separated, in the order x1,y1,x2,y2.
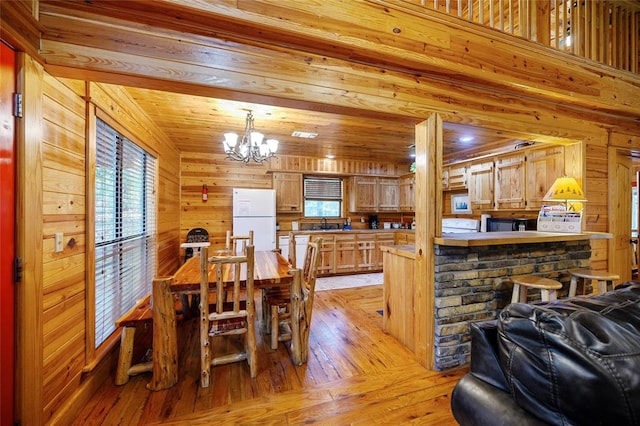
292,131,318,139
459,136,474,143
326,154,335,159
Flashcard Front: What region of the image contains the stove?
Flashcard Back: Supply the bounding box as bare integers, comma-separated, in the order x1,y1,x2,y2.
442,218,480,233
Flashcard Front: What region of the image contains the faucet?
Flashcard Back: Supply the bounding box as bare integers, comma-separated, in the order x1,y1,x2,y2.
321,217,327,230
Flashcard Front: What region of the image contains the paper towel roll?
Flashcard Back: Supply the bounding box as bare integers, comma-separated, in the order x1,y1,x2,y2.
480,214,491,232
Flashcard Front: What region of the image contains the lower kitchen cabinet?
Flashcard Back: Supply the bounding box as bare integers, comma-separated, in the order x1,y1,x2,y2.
335,234,357,273
375,233,395,269
355,235,377,271
317,235,335,275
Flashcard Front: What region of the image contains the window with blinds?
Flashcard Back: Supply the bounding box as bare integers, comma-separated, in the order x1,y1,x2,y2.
95,119,157,347
304,177,342,217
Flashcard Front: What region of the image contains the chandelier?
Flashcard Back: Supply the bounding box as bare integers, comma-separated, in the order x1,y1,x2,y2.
222,111,279,163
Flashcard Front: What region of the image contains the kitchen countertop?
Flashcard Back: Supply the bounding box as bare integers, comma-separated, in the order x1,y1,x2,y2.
278,229,414,236
434,231,612,247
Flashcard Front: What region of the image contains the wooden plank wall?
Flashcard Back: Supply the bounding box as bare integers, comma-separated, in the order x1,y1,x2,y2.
41,74,88,420
585,143,609,270
179,153,409,255
36,74,181,424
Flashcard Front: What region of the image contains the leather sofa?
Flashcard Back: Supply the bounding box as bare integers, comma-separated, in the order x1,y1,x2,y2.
451,282,640,426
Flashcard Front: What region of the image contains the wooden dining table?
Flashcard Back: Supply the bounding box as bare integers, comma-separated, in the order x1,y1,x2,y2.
147,248,293,391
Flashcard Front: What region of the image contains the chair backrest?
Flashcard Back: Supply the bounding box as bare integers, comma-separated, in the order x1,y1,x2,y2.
288,237,321,365
301,237,322,295
185,228,209,261
199,245,256,386
288,231,296,267
225,230,254,255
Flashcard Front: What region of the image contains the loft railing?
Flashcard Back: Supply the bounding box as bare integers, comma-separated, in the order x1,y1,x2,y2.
397,0,639,74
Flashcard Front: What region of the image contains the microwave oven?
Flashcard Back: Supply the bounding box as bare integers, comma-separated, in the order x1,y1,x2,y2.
486,217,537,232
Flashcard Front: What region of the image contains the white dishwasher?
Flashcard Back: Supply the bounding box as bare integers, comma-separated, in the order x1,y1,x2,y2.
294,235,309,267
278,235,290,261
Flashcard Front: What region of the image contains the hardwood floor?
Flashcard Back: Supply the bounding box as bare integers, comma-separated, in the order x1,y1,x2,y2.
73,285,467,425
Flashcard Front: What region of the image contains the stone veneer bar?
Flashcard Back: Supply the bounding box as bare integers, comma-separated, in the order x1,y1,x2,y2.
433,239,591,370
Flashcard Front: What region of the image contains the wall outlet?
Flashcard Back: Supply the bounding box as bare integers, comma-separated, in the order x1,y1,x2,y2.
54,232,64,253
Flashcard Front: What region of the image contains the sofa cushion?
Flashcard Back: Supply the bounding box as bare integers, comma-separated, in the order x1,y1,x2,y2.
497,283,640,425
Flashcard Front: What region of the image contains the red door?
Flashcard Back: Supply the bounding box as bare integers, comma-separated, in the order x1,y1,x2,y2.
0,40,16,425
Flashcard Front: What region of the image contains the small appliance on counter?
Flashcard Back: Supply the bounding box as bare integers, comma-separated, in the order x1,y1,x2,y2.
369,215,379,229
486,217,537,232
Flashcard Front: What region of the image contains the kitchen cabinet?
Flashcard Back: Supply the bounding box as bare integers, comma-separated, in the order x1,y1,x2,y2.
273,172,303,213
349,176,378,212
525,145,565,210
468,161,494,211
375,233,396,269
394,231,415,245
349,176,399,212
443,163,468,190
335,234,357,273
317,235,335,275
377,178,399,211
355,234,377,271
399,174,415,212
494,152,526,209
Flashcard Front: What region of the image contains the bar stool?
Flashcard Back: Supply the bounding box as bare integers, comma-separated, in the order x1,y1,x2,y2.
568,268,620,297
510,275,563,303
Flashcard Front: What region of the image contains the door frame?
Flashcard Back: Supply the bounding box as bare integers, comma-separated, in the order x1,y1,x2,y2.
0,40,16,426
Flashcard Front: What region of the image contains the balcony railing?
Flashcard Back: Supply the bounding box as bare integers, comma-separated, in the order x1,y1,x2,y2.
398,0,639,74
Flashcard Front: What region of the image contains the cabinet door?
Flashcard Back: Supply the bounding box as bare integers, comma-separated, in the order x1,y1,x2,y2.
526,145,565,210
378,178,399,211
494,153,526,209
446,163,468,190
335,234,357,273
273,172,303,213
375,233,395,269
317,235,335,276
399,175,415,212
355,234,376,271
468,161,494,211
349,176,378,212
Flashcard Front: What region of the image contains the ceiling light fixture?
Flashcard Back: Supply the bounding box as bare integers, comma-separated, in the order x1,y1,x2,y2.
222,111,278,163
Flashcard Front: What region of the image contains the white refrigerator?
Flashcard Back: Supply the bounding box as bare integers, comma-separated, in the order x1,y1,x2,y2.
232,188,277,252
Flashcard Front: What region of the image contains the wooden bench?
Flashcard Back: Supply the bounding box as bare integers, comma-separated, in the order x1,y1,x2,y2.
115,295,154,385
115,291,185,385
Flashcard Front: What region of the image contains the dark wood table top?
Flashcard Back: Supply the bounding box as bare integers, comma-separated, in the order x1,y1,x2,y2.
171,249,293,293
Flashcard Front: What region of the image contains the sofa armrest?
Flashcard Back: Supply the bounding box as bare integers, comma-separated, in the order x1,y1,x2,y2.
469,320,509,392
451,374,548,426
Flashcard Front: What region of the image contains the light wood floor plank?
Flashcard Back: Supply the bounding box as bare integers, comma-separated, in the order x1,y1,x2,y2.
72,284,466,425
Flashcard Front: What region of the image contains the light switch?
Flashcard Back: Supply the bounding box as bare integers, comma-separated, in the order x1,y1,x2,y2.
55,232,64,253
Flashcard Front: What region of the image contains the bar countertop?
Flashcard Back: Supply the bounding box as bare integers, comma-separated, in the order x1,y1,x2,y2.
434,231,612,247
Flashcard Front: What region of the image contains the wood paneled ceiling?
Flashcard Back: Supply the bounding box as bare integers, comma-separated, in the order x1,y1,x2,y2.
124,85,569,165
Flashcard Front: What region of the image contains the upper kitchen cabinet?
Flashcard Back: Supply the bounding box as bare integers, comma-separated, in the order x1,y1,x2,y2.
377,178,400,212
494,152,526,209
399,174,415,212
468,161,494,211
273,172,303,213
525,145,566,210
442,163,468,191
349,176,378,212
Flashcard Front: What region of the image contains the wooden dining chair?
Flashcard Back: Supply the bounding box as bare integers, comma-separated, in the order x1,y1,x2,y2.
264,237,321,365
263,232,296,332
199,245,257,388
225,230,254,255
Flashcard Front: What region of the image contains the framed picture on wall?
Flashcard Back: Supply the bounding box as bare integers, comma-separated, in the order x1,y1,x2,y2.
451,193,471,214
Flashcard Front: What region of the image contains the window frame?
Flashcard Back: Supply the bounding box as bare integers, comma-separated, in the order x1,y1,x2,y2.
303,176,343,218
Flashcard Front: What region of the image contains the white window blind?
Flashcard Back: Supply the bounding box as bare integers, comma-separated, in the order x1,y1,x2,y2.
304,178,342,199
95,119,156,347
304,177,342,217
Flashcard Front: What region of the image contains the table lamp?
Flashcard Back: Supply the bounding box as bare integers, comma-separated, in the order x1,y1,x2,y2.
543,176,587,211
